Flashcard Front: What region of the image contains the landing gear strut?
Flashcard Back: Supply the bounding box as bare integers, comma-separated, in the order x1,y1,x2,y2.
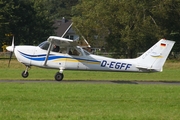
22,66,30,78
55,67,64,81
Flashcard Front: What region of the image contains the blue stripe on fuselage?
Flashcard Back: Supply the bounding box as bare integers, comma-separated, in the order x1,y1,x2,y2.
18,51,100,63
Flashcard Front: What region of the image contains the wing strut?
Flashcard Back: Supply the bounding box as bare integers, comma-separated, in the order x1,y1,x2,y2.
43,40,53,66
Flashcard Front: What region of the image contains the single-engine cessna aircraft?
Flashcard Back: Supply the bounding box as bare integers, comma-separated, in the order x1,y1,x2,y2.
6,36,175,81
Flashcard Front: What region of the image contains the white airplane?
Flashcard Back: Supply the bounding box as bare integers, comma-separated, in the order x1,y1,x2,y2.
6,36,175,81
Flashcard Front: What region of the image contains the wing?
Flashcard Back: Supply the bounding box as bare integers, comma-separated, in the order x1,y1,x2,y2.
47,36,78,47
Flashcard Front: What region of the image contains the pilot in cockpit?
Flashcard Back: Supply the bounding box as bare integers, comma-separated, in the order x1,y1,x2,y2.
52,45,60,52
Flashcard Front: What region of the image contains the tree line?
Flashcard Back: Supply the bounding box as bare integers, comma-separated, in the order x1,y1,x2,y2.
1,0,180,58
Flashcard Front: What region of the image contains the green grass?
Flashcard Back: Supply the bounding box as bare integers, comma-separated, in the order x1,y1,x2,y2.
0,83,180,120
0,59,180,81
0,59,180,119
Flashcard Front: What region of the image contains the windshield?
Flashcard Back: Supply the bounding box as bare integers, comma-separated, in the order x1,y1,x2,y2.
38,41,50,50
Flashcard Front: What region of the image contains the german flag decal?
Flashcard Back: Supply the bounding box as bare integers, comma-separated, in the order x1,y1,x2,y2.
161,43,166,47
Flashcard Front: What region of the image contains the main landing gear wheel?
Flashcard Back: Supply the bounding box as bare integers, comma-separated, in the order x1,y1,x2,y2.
55,72,64,81
22,71,29,78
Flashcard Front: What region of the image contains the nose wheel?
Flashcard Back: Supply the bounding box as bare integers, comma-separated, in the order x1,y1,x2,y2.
22,71,29,78
22,66,30,78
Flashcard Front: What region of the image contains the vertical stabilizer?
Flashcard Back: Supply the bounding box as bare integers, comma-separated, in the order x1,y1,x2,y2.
136,39,175,72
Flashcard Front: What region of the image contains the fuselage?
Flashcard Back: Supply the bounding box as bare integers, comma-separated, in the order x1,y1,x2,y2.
14,45,141,72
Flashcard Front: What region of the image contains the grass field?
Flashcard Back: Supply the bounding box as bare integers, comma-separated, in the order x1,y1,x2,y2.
0,83,180,120
0,59,180,119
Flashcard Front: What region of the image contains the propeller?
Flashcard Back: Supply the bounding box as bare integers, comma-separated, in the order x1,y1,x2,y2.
6,36,15,67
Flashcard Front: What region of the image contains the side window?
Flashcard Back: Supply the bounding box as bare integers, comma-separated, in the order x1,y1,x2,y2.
60,47,67,54
68,47,81,56
84,50,90,55
83,48,91,55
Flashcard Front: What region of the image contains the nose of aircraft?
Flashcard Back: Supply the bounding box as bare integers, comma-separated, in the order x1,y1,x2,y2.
6,46,14,52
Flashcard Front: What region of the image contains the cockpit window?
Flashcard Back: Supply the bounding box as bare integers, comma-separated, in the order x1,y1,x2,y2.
38,41,50,50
